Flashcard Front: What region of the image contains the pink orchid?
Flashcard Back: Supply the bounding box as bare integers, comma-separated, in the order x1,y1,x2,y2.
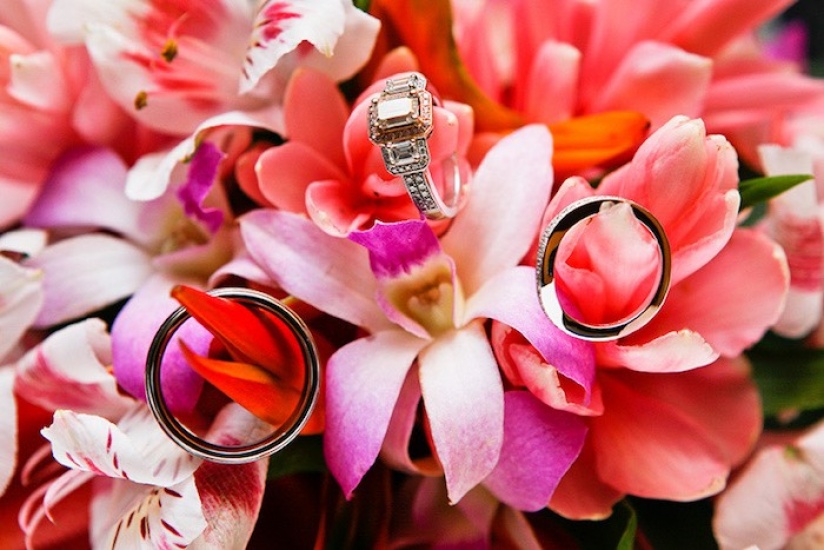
452,0,824,166
495,117,788,518
235,125,591,505
10,318,268,548
713,419,824,550
249,62,473,235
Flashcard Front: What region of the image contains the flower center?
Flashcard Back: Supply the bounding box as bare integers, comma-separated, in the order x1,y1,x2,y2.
384,259,459,337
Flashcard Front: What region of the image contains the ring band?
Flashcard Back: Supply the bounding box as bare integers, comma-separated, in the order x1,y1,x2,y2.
368,72,462,219
536,196,672,341
145,288,320,464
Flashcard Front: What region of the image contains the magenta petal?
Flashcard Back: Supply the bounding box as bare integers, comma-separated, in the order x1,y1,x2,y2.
418,323,504,504
349,220,441,278
324,330,427,497
175,141,225,235
484,391,587,511
111,274,210,413
466,266,596,404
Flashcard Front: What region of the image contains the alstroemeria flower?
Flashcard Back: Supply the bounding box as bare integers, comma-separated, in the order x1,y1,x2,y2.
495,117,788,518
451,0,824,167
248,62,473,235
236,125,591,505
713,419,824,550
12,319,269,548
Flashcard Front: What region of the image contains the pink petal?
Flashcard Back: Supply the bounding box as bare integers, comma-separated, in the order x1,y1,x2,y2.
305,179,375,236
111,273,210,413
549,441,624,520
418,323,504,503
0,368,16,496
591,356,761,500
256,141,347,213
663,0,797,56
466,266,596,405
23,147,144,241
324,330,427,497
523,41,581,125
14,319,134,419
442,125,554,296
283,68,348,168
714,420,824,550
0,255,43,360
7,51,69,111
380,366,436,475
26,234,153,328
240,209,389,332
90,476,206,549
176,142,226,235
242,0,348,93
630,229,789,358
592,41,712,129
598,329,718,373
20,469,94,548
483,391,587,511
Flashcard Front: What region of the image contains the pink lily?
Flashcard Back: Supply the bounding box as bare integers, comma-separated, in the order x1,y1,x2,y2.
237,125,592,505
713,419,824,550
11,318,268,548
496,117,788,518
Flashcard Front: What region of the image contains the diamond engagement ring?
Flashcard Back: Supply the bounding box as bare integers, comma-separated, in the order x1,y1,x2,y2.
536,196,672,341
145,288,320,464
368,72,462,219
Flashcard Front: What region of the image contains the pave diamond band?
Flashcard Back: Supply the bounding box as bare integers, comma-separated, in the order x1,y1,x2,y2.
368,72,461,219
536,196,672,341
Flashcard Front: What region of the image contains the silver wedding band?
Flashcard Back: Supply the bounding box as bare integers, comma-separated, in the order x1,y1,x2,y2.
368,72,462,219
145,288,320,464
536,196,672,341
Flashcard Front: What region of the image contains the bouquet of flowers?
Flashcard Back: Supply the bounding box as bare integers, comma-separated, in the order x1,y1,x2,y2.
2,0,824,548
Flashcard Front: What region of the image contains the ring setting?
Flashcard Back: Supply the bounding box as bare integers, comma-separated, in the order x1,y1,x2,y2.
145,288,320,464
536,196,672,341
368,72,461,219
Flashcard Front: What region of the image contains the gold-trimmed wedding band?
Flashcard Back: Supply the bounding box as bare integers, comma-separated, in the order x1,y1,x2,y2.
368,72,461,219
145,288,320,464
536,196,672,341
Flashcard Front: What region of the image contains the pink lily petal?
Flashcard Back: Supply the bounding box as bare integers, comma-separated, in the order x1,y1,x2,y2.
663,0,796,56
256,141,347,213
240,209,390,332
42,405,201,486
598,330,718,373
324,330,427,498
0,255,43,360
713,420,824,550
442,125,554,296
111,273,210,412
349,220,458,339
283,68,348,168
550,441,624,520
483,391,587,511
90,476,206,549
26,233,153,328
305,179,378,236
0,368,15,496
466,266,596,405
22,147,141,238
759,145,823,338
592,41,712,129
176,141,226,235
597,116,740,285
418,322,504,504
14,319,134,420
523,41,581,125
705,72,824,116
7,51,69,111
592,355,761,500
624,229,788,359
125,111,282,201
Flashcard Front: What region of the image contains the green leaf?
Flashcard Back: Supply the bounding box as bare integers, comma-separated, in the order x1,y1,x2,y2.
266,435,326,479
747,333,824,416
353,0,371,11
738,174,812,211
615,501,638,550
555,500,637,550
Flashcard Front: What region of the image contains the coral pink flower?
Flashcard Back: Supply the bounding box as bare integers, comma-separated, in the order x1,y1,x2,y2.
495,117,788,518
452,0,823,165
235,125,591,506
249,65,473,235
714,419,824,550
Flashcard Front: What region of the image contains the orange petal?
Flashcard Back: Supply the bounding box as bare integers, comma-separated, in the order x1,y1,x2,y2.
171,285,303,384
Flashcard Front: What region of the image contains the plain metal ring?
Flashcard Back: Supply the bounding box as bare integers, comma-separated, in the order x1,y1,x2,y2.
536,196,672,341
145,288,320,464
